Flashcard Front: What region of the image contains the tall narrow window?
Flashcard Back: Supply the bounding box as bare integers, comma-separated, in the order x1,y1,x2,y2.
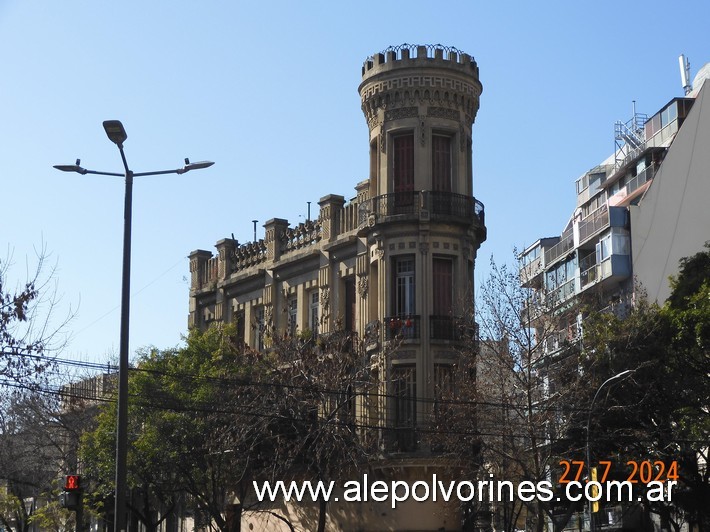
344,278,356,333
234,310,245,348
309,291,319,335
434,364,454,419
393,134,414,212
287,297,297,337
255,307,265,351
369,140,378,194
432,257,454,339
432,135,452,192
393,256,415,316
392,365,417,451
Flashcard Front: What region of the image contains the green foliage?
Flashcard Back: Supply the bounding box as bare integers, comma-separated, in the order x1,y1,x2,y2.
80,322,369,532
579,246,710,529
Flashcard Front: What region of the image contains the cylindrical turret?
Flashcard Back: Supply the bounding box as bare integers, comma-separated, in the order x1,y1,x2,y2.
358,44,482,199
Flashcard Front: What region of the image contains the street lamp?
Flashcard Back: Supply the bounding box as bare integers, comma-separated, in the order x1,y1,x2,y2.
54,120,213,532
585,369,635,531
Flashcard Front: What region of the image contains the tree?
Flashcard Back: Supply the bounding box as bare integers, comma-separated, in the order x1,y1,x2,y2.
426,258,587,532
0,390,78,532
580,246,710,531
81,324,262,532
0,249,71,388
260,327,373,532
476,259,593,532
80,322,373,532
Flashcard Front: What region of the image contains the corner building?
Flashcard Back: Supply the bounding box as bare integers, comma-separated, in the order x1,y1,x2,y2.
188,45,486,529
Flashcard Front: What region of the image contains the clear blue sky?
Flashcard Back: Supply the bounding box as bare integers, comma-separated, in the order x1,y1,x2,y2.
2,1,708,364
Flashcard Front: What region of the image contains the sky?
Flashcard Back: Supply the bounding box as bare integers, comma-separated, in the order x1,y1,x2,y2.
2,1,709,366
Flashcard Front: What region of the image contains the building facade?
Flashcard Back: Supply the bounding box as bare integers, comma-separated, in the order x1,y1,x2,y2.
189,43,486,434
520,62,710,342
188,44,487,530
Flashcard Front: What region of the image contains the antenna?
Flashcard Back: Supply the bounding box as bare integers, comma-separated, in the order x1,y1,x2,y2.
252,220,258,242
679,55,691,95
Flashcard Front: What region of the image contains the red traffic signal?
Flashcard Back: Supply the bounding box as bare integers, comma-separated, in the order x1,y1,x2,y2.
64,475,81,491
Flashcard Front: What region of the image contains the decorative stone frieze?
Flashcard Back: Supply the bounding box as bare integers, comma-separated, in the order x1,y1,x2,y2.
357,277,368,299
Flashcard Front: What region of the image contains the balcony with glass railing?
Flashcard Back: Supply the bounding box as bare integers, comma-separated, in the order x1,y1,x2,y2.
551,278,576,306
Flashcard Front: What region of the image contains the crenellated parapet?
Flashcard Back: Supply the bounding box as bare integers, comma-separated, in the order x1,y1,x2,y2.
359,44,482,130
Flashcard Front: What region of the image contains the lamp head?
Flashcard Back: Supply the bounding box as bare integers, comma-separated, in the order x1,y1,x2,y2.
177,160,215,174
53,163,88,175
103,120,128,147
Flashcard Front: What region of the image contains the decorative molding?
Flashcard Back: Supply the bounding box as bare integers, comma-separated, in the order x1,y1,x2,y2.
357,277,368,299
390,350,416,361
427,106,460,121
419,116,426,146
367,114,379,131
361,77,480,103
419,242,429,255
320,287,330,313
264,304,273,326
384,106,418,122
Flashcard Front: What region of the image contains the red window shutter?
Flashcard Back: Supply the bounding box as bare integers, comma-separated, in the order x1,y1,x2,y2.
394,135,414,195
432,258,453,315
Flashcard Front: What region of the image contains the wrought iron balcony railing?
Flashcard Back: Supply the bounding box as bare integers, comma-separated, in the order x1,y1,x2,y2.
359,191,485,228
384,315,420,340
430,315,460,341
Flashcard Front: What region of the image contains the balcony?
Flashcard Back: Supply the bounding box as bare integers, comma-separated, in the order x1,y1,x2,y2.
388,426,418,452
359,191,485,230
520,254,543,287
580,256,630,291
578,205,611,245
544,228,574,267
430,315,461,341
384,315,420,341
551,278,576,306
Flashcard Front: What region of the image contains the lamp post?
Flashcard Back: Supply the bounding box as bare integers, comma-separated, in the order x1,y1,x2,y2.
54,121,213,532
585,369,635,531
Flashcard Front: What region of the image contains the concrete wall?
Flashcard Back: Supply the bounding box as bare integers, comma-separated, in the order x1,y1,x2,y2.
631,82,710,304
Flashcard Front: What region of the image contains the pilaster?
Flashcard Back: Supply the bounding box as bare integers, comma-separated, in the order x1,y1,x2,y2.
318,195,346,242
189,250,213,290
264,218,289,262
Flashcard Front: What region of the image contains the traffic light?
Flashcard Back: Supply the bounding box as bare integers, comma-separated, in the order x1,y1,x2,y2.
64,475,81,491
61,475,82,510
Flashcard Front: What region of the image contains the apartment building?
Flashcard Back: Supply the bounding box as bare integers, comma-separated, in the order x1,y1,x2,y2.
520,61,710,334
519,60,710,531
